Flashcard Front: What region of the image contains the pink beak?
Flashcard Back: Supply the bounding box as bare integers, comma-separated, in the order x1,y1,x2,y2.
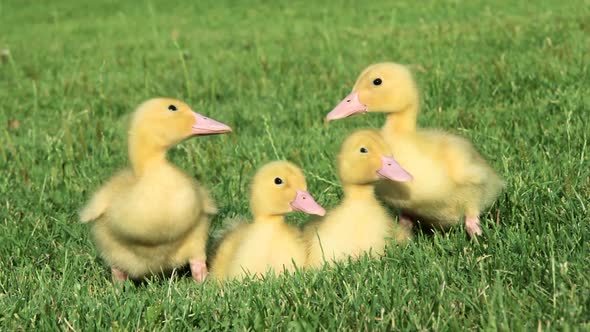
290,190,326,216
191,112,232,135
326,91,367,121
377,155,413,182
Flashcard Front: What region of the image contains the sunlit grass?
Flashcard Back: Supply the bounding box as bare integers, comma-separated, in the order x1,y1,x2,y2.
0,0,588,329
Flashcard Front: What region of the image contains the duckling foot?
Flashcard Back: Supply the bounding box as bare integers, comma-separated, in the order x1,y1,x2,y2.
111,267,128,283
465,216,482,237
189,259,208,282
398,213,414,231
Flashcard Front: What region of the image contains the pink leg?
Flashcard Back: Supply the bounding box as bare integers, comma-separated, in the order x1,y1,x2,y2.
189,259,208,282
398,213,414,231
465,215,482,237
111,267,128,283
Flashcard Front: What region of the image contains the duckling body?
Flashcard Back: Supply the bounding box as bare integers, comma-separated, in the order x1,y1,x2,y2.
306,189,410,267
327,63,503,236
80,98,231,282
213,219,306,279
305,130,412,268
376,127,502,227
210,161,325,280
88,164,212,278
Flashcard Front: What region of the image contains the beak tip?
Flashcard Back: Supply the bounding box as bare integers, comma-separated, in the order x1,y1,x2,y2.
291,191,326,216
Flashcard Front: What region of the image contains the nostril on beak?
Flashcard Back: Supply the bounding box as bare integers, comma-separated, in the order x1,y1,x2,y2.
346,100,351,102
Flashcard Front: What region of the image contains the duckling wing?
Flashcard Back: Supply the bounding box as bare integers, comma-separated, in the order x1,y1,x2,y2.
422,130,492,186
79,170,134,223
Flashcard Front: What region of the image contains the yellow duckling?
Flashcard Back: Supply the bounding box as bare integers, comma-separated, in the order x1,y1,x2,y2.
305,129,413,268
327,63,504,236
79,98,231,282
210,161,325,280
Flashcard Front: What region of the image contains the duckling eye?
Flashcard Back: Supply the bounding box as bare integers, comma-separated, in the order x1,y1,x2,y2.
168,105,178,111
274,177,283,185
373,78,382,86
360,147,368,153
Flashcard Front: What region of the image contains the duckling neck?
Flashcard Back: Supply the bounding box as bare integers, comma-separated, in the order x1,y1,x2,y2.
128,132,167,175
342,184,377,202
383,103,419,135
254,215,286,224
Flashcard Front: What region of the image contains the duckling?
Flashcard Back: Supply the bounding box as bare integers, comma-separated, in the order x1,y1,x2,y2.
326,63,504,236
79,98,231,282
305,129,413,268
210,161,325,280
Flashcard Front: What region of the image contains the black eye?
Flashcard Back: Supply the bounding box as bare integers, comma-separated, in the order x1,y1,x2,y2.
373,78,382,86
274,177,283,185
360,147,368,153
168,105,178,111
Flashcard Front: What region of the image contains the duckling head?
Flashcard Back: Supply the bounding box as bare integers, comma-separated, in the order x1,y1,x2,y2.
129,98,232,148
327,63,418,121
250,161,326,218
338,129,413,184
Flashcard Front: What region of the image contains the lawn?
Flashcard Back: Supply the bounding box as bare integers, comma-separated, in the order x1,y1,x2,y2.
1,0,589,330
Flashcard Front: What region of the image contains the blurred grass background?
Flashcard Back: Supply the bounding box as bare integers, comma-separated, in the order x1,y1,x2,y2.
0,0,589,330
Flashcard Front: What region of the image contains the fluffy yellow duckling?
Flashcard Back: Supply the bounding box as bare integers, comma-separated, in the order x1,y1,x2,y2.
305,129,413,268
210,161,325,280
79,98,231,282
327,63,504,236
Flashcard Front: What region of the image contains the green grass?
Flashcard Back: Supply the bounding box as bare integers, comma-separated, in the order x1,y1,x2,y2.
1,0,589,330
